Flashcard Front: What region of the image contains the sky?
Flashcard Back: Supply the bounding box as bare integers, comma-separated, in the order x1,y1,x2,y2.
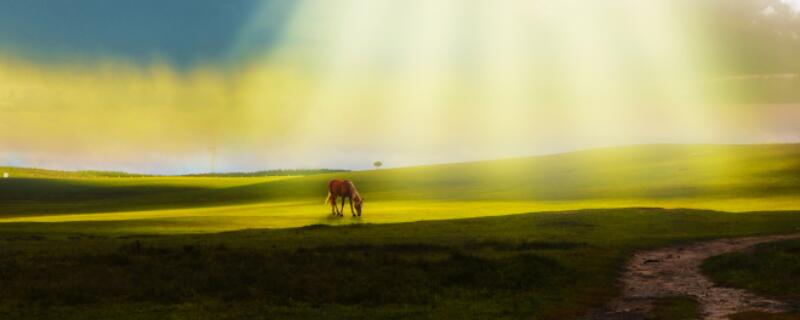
0,0,799,174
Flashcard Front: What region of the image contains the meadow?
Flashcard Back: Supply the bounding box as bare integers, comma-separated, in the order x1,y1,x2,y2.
701,239,800,320
1,144,799,319
703,239,800,303
1,144,799,233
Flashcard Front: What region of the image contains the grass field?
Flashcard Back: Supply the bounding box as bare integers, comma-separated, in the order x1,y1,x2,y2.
702,239,800,320
702,239,800,303
650,296,700,320
1,208,799,319
1,144,799,319
1,144,799,233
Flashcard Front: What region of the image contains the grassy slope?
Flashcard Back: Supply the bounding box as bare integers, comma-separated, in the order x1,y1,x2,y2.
702,239,800,320
0,166,151,178
1,144,799,318
649,296,700,320
1,144,799,232
185,169,348,177
702,239,800,302
0,208,798,319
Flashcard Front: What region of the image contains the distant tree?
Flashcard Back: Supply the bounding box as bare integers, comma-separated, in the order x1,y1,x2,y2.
373,161,383,169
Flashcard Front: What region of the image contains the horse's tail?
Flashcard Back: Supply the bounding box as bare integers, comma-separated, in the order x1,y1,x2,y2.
324,191,332,205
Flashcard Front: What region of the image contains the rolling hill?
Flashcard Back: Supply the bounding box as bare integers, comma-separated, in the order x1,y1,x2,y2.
1,144,799,231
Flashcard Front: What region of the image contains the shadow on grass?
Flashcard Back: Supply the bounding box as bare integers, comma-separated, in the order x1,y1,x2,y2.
0,240,576,308
702,239,800,303
728,311,800,320
649,296,700,320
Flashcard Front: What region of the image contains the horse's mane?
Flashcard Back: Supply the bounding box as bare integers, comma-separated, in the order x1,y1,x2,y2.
347,180,362,201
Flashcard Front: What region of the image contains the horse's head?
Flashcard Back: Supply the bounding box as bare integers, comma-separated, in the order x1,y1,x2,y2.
354,197,363,216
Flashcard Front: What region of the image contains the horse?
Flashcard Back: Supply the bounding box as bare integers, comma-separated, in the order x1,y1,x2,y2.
325,179,363,217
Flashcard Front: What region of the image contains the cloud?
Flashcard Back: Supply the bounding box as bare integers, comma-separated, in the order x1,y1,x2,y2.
0,0,273,69
780,0,800,13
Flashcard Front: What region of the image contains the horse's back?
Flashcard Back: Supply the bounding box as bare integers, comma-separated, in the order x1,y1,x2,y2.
328,179,340,191
328,179,352,196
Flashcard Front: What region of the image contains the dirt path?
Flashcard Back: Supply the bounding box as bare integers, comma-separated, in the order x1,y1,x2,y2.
588,234,800,320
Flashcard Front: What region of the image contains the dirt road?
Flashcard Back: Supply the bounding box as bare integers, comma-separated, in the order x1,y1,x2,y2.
588,234,800,320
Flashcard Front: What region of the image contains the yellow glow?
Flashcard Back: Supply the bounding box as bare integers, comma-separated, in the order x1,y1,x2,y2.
1,1,797,172
269,0,738,162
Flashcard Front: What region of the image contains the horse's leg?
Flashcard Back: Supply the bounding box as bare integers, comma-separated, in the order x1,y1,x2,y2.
330,196,336,215
340,197,346,217
349,197,355,216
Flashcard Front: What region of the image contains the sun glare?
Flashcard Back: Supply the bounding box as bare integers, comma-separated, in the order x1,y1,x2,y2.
258,0,727,161
0,0,796,172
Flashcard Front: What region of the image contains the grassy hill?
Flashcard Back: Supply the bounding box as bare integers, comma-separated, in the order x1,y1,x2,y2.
0,144,799,319
1,144,799,232
0,166,151,179
184,169,349,177
238,143,800,202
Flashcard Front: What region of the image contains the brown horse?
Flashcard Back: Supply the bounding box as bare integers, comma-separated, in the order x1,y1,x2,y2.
325,179,363,217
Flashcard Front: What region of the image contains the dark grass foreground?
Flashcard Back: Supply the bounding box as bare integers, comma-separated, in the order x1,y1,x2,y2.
649,296,700,320
702,239,800,318
1,242,573,306
1,208,799,319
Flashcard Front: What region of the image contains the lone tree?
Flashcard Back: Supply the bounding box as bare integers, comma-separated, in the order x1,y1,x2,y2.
373,161,383,169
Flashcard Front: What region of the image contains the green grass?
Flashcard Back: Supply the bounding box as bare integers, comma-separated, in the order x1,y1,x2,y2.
728,311,800,320
702,239,800,320
0,208,799,319
184,169,349,177
1,144,799,233
0,166,152,178
702,239,800,302
649,296,700,320
1,144,799,318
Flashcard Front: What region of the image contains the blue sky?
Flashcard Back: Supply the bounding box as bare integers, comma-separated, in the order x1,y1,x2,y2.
0,0,294,68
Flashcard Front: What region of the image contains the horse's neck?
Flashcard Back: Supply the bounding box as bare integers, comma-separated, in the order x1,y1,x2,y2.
348,182,361,200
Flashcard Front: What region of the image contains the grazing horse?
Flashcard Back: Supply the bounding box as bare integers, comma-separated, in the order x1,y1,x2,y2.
325,179,363,217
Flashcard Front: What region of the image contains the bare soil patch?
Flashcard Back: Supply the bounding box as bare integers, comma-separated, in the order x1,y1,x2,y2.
588,234,800,320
